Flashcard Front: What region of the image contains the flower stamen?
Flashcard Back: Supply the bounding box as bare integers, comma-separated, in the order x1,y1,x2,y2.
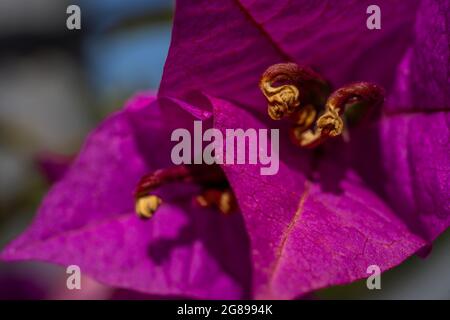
135,195,162,219
134,164,235,219
259,62,330,120
260,63,385,148
195,188,237,215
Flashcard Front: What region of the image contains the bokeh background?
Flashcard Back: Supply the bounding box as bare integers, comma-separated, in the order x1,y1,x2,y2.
0,0,448,299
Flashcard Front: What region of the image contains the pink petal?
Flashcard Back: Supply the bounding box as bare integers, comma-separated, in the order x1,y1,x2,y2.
366,1,450,242
386,0,449,114
160,0,419,113
2,93,250,299
378,112,450,242
210,96,425,299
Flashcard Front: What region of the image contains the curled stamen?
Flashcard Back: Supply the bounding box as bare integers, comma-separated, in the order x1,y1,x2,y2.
134,164,231,219
259,63,330,120
326,82,385,114
291,106,344,148
260,63,385,148
296,82,384,148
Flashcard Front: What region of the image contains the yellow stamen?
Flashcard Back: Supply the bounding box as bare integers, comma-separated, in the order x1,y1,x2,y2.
260,63,384,148
316,106,344,137
259,62,330,121
218,190,236,215
195,189,237,215
135,195,162,219
289,106,344,148
260,81,300,120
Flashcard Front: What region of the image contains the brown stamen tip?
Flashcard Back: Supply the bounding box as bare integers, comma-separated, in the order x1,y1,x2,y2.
195,189,237,215
325,82,385,115
134,165,192,199
134,164,229,218
260,63,330,120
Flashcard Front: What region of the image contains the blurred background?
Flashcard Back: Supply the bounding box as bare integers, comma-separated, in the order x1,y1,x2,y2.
0,0,448,300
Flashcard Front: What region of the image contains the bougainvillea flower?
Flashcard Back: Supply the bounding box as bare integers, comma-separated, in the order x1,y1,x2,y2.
2,0,449,299
156,0,448,298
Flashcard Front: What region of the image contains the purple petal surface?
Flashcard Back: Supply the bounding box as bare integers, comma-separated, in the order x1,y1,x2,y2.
210,96,425,298
386,0,449,113
2,93,250,299
160,0,419,113
359,0,450,242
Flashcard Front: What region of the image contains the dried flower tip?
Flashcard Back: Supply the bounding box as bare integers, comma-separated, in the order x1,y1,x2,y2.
260,63,330,120
135,195,162,219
